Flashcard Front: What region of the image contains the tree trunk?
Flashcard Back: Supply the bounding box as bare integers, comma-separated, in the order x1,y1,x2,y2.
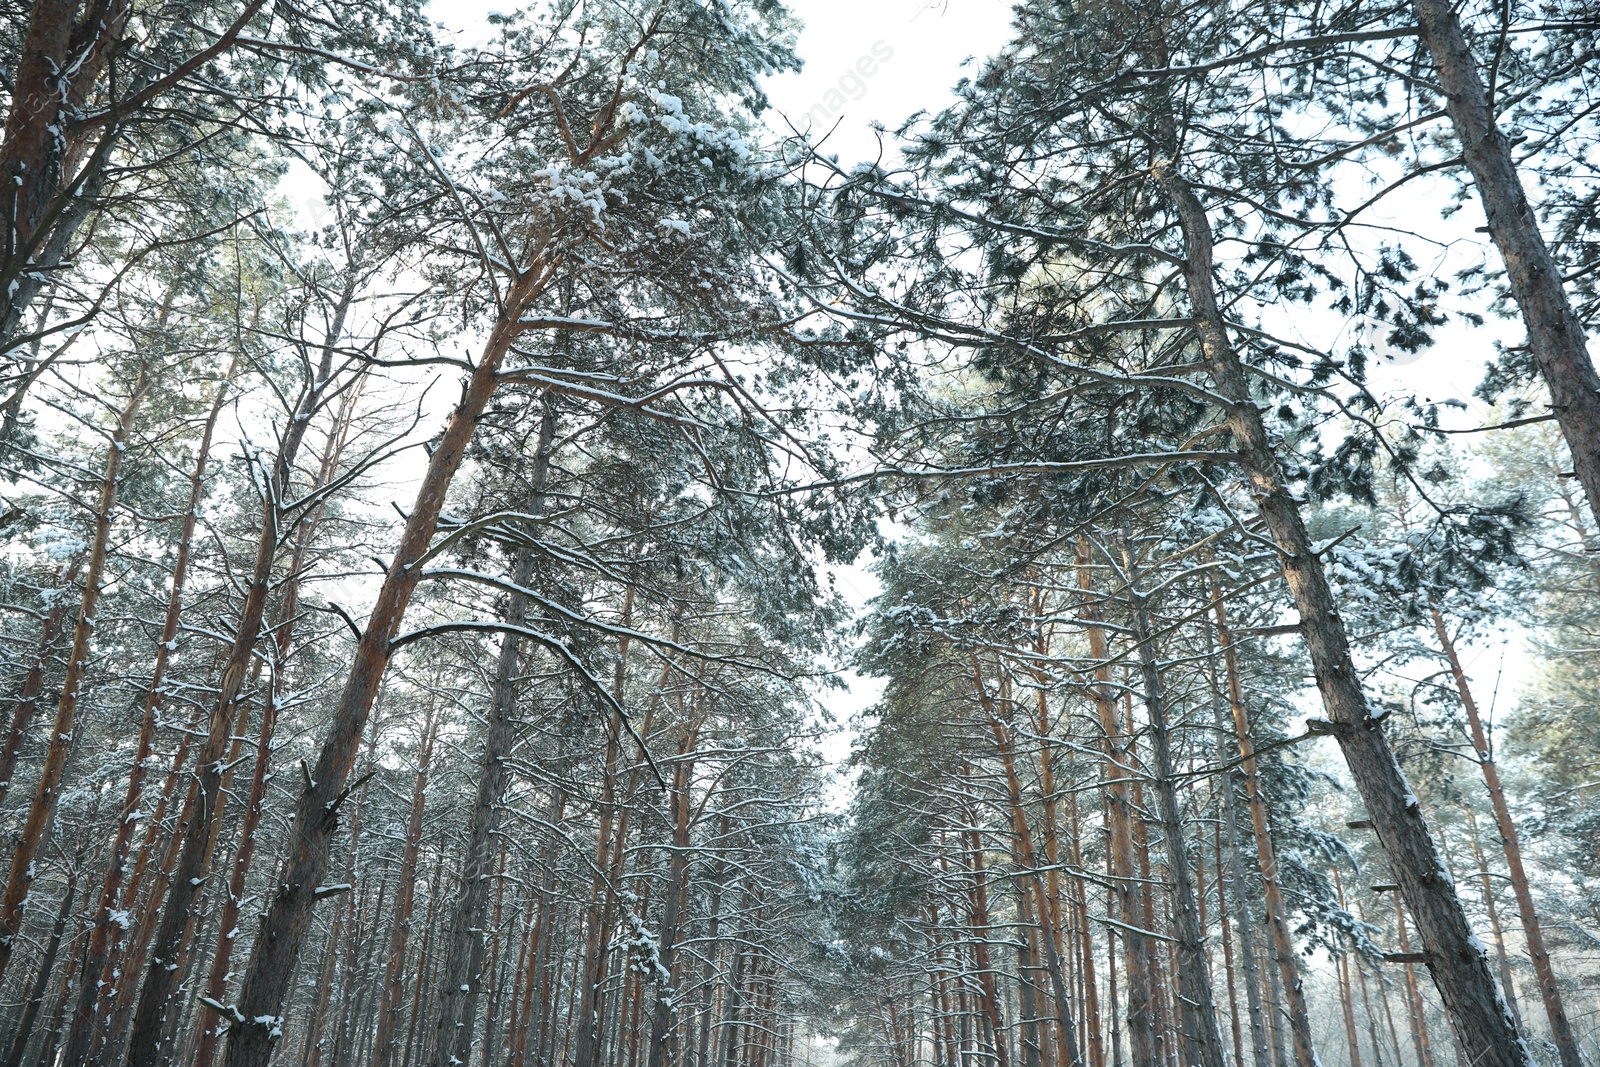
0,0,119,338
1332,869,1365,1067
645,718,703,1067
1120,554,1229,1067
1410,0,1600,529
0,553,83,807
1209,590,1318,1067
62,363,233,1067
1390,894,1436,1067
479,844,511,1067
960,821,1012,1067
1211,820,1246,1067
126,288,357,1067
1159,167,1527,1067
2,871,76,1067
370,708,439,1067
427,401,556,1067
1460,806,1520,1025
1206,612,1272,1067
403,853,447,1067
524,789,568,1067
970,658,1085,1067
1067,790,1105,1067
220,265,549,1067
0,377,145,983
190,405,352,1067
1428,607,1576,1067
1354,951,1389,1067
1077,545,1158,1067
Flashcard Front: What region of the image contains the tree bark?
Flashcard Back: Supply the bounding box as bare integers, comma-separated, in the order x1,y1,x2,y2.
1333,869,1365,1067
644,735,700,1067
1410,0,1600,530
1460,806,1520,1025
220,264,550,1067
125,286,356,1067
1206,612,1272,1067
1209,590,1319,1067
61,363,234,1067
427,400,556,1067
1119,565,1229,1067
1159,167,1529,1067
960,819,1013,1067
369,708,439,1067
1390,893,1437,1067
0,377,145,983
1427,607,1577,1067
2,870,76,1067
971,657,1085,1067
1211,820,1246,1067
1077,544,1159,1067
0,554,83,807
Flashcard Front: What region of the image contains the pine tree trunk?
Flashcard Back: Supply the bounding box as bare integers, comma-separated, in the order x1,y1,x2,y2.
645,730,702,1067
198,378,368,1067
970,658,1084,1067
1128,769,1174,1067
2,871,76,1067
0,553,83,807
1333,869,1365,1067
0,377,146,983
1107,920,1123,1067
1460,806,1520,1024
1206,612,1272,1067
1211,820,1246,1067
1391,894,1436,1067
1077,545,1158,1067
694,818,731,1067
479,844,510,1067
1428,607,1575,1067
428,402,556,1067
504,881,537,1067
572,593,666,1067
403,854,447,1067
1409,0,1600,530
98,706,204,1064
524,789,567,1067
220,265,550,1067
571,698,628,1067
61,366,233,1067
0,0,84,325
1067,791,1104,1067
1211,592,1318,1067
127,289,355,1067
1354,952,1389,1067
191,476,338,1067
1159,167,1526,1067
960,821,1012,1067
370,709,439,1067
1120,565,1229,1067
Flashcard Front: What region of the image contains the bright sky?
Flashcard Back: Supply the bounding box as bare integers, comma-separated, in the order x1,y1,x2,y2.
761,0,1012,157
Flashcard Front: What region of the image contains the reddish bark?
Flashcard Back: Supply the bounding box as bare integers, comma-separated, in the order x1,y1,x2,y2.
63,364,234,1067
1160,167,1523,1067
221,263,552,1067
0,554,84,807
0,378,146,982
